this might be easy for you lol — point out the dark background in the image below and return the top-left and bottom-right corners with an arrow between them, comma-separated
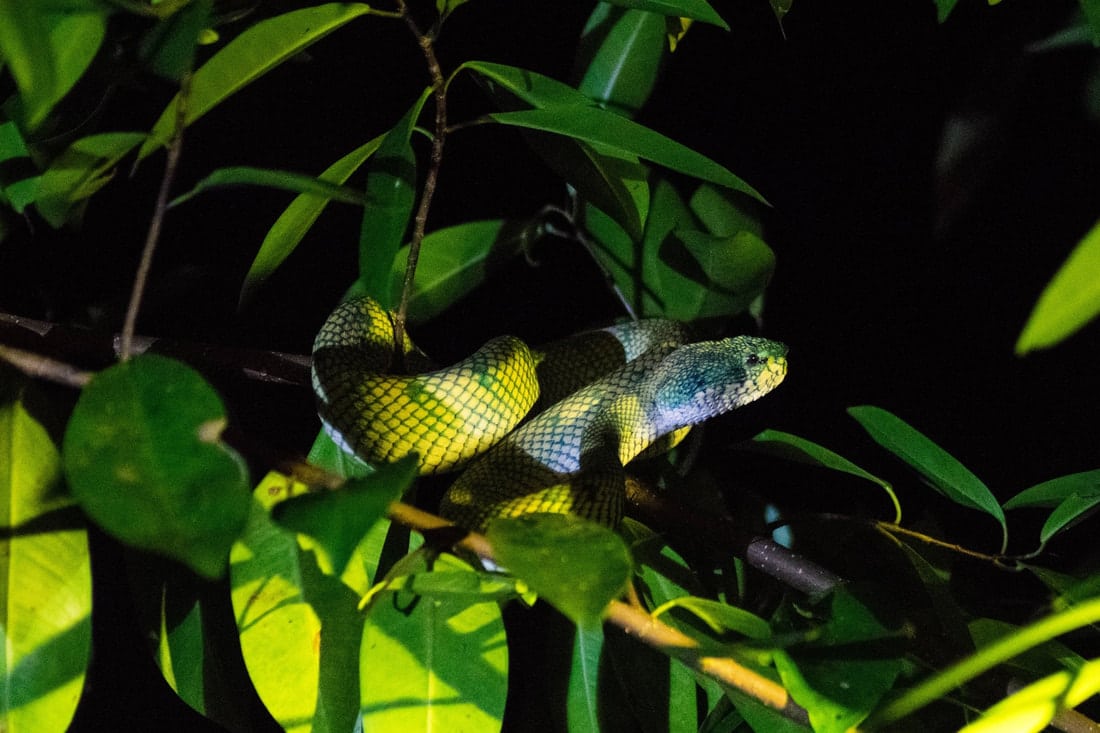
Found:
2,0 -> 1099,727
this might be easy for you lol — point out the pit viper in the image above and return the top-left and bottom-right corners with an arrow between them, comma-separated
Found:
312,296 -> 788,532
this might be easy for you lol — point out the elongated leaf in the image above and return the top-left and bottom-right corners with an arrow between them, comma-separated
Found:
35,132 -> 146,227
272,455 -> 417,576
230,473 -> 364,733
1,398 -> 91,733
751,429 -> 901,523
140,3 -> 373,158
242,136 -> 385,304
1004,470 -> 1100,509
689,182 -> 763,238
0,1 -> 106,128
62,354 -> 251,578
935,0 -> 959,22
567,625 -> 604,732
1079,0 -> 1100,45
488,514 -> 632,628
576,5 -> 667,117
1017,217 -> 1100,354
170,165 -> 369,209
659,229 -> 775,318
848,405 -> 1007,552
601,0 -> 728,28
460,60 -> 596,108
389,219 -> 528,322
1037,494 -> 1100,546
488,106 -> 766,202
360,88 -> 430,307
960,657 -> 1100,733
360,552 -> 507,730
652,597 -> 771,640
139,0 -> 210,81
0,121 -> 39,212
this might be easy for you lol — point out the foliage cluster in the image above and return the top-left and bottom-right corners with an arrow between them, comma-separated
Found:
2,1 -> 1100,732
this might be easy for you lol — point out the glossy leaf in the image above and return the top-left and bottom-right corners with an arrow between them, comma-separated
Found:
230,472 -> 364,733
773,588 -> 904,733
960,657 -> 1100,733
1,398 -> 91,733
1016,217 -> 1100,354
1004,470 -> 1100,545
140,3 -> 373,158
576,5 -> 667,117
567,624 -> 604,732
360,552 -> 507,730
751,429 -> 901,523
35,132 -> 146,227
389,219 -> 528,322
600,0 -> 728,28
272,455 -> 417,576
488,513 -> 632,628
62,354 -> 251,578
465,60 -> 650,240
359,88 -> 430,307
848,405 -> 1007,552
652,597 -> 771,640
0,0 -> 106,128
170,165 -> 369,209
488,106 -> 766,202
242,136 -> 385,304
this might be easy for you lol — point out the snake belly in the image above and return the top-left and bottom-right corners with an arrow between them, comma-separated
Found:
312,296 -> 788,531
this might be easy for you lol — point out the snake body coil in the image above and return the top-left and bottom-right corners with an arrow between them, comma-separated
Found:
312,296 -> 788,531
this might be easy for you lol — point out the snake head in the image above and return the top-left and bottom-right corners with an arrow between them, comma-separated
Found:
649,336 -> 788,432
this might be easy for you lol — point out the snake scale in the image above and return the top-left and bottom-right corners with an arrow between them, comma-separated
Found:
312,296 -> 788,532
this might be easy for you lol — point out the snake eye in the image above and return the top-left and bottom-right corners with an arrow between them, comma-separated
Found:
746,353 -> 761,366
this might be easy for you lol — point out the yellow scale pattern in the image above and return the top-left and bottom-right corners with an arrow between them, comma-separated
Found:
312,296 -> 788,531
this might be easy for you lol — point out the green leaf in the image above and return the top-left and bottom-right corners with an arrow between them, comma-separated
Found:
1016,217 -> 1100,354
34,132 -> 146,227
935,0 -> 959,23
1080,0 -> 1100,45
622,519 -> 704,609
488,513 -> 632,628
848,405 -> 1007,553
652,597 -> 771,640
464,60 -> 650,240
272,456 -> 417,576
1004,470 -> 1100,545
139,0 -> 211,80
488,106 -> 766,203
230,473 -> 364,732
156,588 -> 206,713
0,0 -> 106,129
139,3 -> 373,158
360,552 -> 507,730
1,397 -> 91,733
389,219 -> 528,322
576,5 -> 667,117
600,0 -> 728,28
773,588 -> 904,733
567,624 -> 604,732
960,657 -> 1100,733
750,429 -> 901,523
62,354 -> 251,578
359,88 -> 431,307
689,182 -> 764,238
170,165 -> 370,209
659,229 -> 775,317
0,120 -> 39,213
241,136 -> 385,304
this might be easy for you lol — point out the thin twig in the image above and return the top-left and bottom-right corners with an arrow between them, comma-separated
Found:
392,0 -> 448,353
0,345 -> 92,388
120,71 -> 191,361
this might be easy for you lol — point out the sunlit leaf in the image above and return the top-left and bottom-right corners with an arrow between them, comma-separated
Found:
0,0 -> 106,128
960,657 -> 1100,733
489,106 -> 766,203
1,397 -> 91,733
360,88 -> 430,307
848,405 -> 1007,552
389,219 -> 528,322
35,132 -> 146,227
169,165 -> 369,209
488,513 -> 632,628
230,472 -> 364,733
272,455 -> 417,576
652,596 -> 771,640
1016,217 -> 1100,354
62,354 -> 250,578
360,551 -> 507,730
241,135 -> 384,304
750,429 -> 901,523
140,3 -> 373,158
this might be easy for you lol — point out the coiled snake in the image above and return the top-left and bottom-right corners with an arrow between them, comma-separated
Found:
312,297 -> 788,532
